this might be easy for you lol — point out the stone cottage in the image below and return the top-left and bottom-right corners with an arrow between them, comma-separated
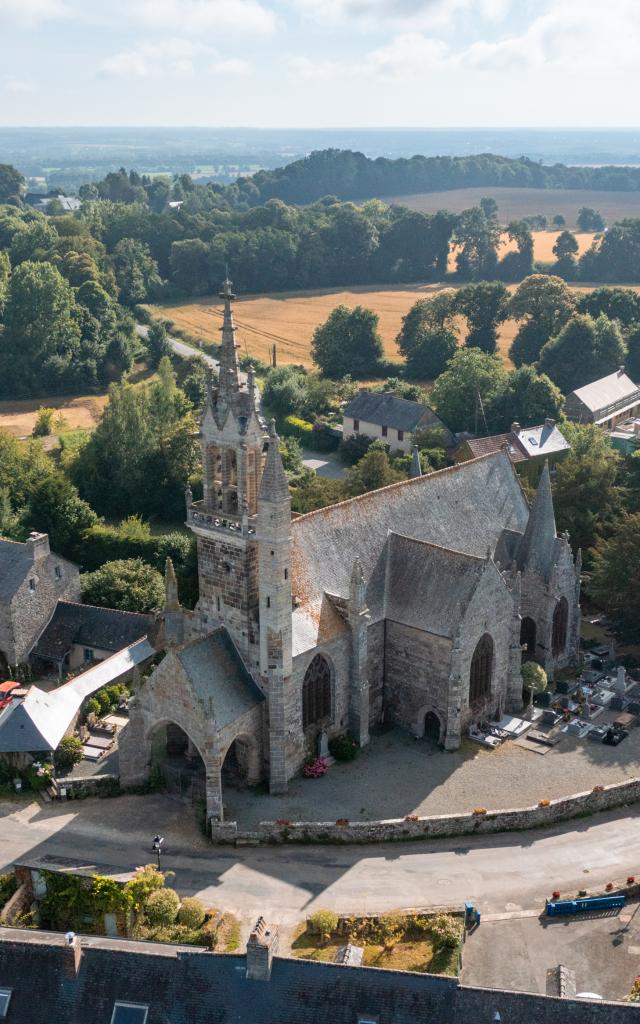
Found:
0,533 -> 80,676
119,279 -> 581,821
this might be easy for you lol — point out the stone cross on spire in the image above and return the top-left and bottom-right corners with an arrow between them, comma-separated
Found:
218,276 -> 240,403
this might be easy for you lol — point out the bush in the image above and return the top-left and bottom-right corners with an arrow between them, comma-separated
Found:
429,913 -> 462,950
309,909 -> 339,937
177,896 -> 206,929
94,688 -> 113,714
54,735 -> 83,771
328,734 -> 360,762
338,433 -> 373,465
33,407 -> 56,437
84,697 -> 100,718
144,887 -> 180,926
283,415 -> 314,443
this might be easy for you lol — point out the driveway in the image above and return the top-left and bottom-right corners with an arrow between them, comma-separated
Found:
301,448 -> 346,479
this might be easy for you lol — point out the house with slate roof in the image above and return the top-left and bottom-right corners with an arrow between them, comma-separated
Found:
565,367 -> 640,429
0,924 -> 634,1024
457,418 -> 571,483
343,389 -> 454,452
119,280 -> 581,823
0,533 -> 80,677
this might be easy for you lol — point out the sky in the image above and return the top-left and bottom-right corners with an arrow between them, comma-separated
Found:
0,0 -> 638,127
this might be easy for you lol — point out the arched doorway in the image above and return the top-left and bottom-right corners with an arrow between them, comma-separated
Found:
520,617 -> 537,662
0,651 -> 8,682
423,711 -> 441,746
469,634 -> 494,706
150,721 -> 206,804
552,597 -> 568,656
221,735 -> 258,789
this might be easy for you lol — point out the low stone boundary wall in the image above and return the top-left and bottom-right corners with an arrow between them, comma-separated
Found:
210,775 -> 640,845
54,773 -> 117,798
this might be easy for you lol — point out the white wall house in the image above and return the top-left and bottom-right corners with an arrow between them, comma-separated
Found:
342,391 -> 454,454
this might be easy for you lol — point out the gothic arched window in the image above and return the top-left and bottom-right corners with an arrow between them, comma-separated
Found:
552,597 -> 568,656
302,654 -> 331,729
470,634 -> 494,704
520,617 -> 537,662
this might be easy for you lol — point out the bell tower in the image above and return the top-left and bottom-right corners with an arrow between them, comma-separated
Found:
186,278 -> 266,661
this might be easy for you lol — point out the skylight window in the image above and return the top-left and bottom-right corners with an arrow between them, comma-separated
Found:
110,1003 -> 149,1024
528,437 -> 538,445
0,990 -> 12,1019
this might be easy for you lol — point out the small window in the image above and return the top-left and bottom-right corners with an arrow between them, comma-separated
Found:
111,1004 -> 149,1024
398,429 -> 404,442
55,565 -> 62,580
83,648 -> 93,663
266,596 -> 271,608
381,425 -> 388,437
353,418 -> 359,431
28,578 -> 36,592
0,989 -> 11,1019
284,568 -> 288,580
216,596 -> 221,612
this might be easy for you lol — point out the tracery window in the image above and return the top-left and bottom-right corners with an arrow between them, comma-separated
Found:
552,597 -> 568,656
302,654 -> 331,729
469,634 -> 494,703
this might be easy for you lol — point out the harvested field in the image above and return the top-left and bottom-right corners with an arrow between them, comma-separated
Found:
0,394 -> 107,438
447,230 -> 593,272
384,186 -> 640,228
152,277 -> 640,374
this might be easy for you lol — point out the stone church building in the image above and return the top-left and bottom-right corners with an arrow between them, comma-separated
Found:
120,280 -> 581,821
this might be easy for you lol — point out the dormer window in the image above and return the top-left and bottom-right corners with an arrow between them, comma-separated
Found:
0,989 -> 12,1019
110,1003 -> 149,1024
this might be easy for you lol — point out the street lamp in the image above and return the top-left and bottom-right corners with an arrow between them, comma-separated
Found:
152,834 -> 165,869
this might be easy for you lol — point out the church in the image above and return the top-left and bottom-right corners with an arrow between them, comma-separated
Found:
119,280 -> 582,821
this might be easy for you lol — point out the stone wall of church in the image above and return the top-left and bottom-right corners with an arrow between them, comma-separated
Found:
196,533 -> 259,654
383,622 -> 452,736
289,635 -> 352,769
2,555 -> 79,666
366,618 -> 385,726
520,539 -> 580,677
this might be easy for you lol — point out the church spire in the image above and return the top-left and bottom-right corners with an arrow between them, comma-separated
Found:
217,277 -> 240,403
259,420 -> 289,504
410,445 -> 422,479
518,460 -> 557,577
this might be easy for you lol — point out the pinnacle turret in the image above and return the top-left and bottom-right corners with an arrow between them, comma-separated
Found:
164,557 -> 180,611
518,460 -> 557,577
259,420 -> 290,505
410,445 -> 422,478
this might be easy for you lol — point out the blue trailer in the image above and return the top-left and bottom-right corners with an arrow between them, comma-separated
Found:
546,894 -> 625,916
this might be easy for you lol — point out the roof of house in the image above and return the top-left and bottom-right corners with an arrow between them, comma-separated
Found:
33,601 -> 152,661
343,391 -> 441,433
291,452 -> 529,652
0,638 -> 155,752
176,627 -> 264,727
0,538 -> 76,603
464,422 -> 570,464
569,369 -> 640,418
0,927 -> 633,1024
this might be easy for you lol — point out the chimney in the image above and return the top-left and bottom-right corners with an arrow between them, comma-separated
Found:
619,365 -> 625,375
544,417 -> 555,429
510,422 -> 521,435
62,932 -> 82,977
246,916 -> 279,981
26,532 -> 50,561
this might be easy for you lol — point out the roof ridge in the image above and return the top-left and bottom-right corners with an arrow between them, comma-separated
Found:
388,531 -> 486,563
58,600 -> 151,619
292,450 -> 511,527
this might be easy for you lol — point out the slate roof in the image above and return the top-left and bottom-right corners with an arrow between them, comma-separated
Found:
0,538 -> 75,603
177,628 -> 264,727
464,422 -> 570,464
0,638 -> 155,753
292,450 -> 527,609
33,601 -> 152,661
569,368 -> 639,417
344,391 -> 440,433
0,928 -> 634,1024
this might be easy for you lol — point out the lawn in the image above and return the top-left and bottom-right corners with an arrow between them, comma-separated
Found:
383,186 -> 640,229
291,923 -> 460,976
150,273 -> 640,374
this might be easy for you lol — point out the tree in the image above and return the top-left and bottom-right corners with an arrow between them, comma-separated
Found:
626,326 -> 640,382
146,321 -> 171,368
112,238 -> 163,306
0,164 -> 25,202
590,513 -> 640,643
33,407 -> 56,437
144,887 -> 180,926
552,214 -> 566,228
486,365 -> 564,433
552,422 -> 624,554
262,365 -> 308,419
311,305 -> 383,378
538,313 -> 626,393
499,220 -> 534,280
455,281 -> 509,354
20,474 -> 97,558
81,558 -> 165,612
430,348 -> 507,433
508,275 -> 575,366
169,239 -> 210,295
345,443 -> 404,496
577,207 -> 605,232
54,735 -> 83,771
521,661 -> 548,714
9,218 -> 58,265
405,328 -> 458,381
0,250 -> 9,317
453,206 -> 500,280
396,292 -> 457,357
576,287 -> 640,328
479,197 -> 498,220
553,231 -> 579,260
177,897 -> 205,929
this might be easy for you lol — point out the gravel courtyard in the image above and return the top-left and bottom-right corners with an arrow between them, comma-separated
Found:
223,724 -> 640,827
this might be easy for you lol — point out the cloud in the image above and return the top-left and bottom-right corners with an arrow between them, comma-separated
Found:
122,0 -> 275,35
289,0 -> 510,30
3,77 -> 36,93
0,0 -> 68,28
209,58 -> 251,75
100,39 -> 210,78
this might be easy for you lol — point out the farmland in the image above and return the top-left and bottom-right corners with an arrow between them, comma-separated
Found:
151,255 -> 625,373
383,186 -> 640,229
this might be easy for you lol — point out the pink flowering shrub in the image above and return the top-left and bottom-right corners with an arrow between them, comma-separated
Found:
303,757 -> 328,779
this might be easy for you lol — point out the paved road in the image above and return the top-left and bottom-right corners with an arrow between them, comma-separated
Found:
135,323 -> 247,381
1,795 -> 640,931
